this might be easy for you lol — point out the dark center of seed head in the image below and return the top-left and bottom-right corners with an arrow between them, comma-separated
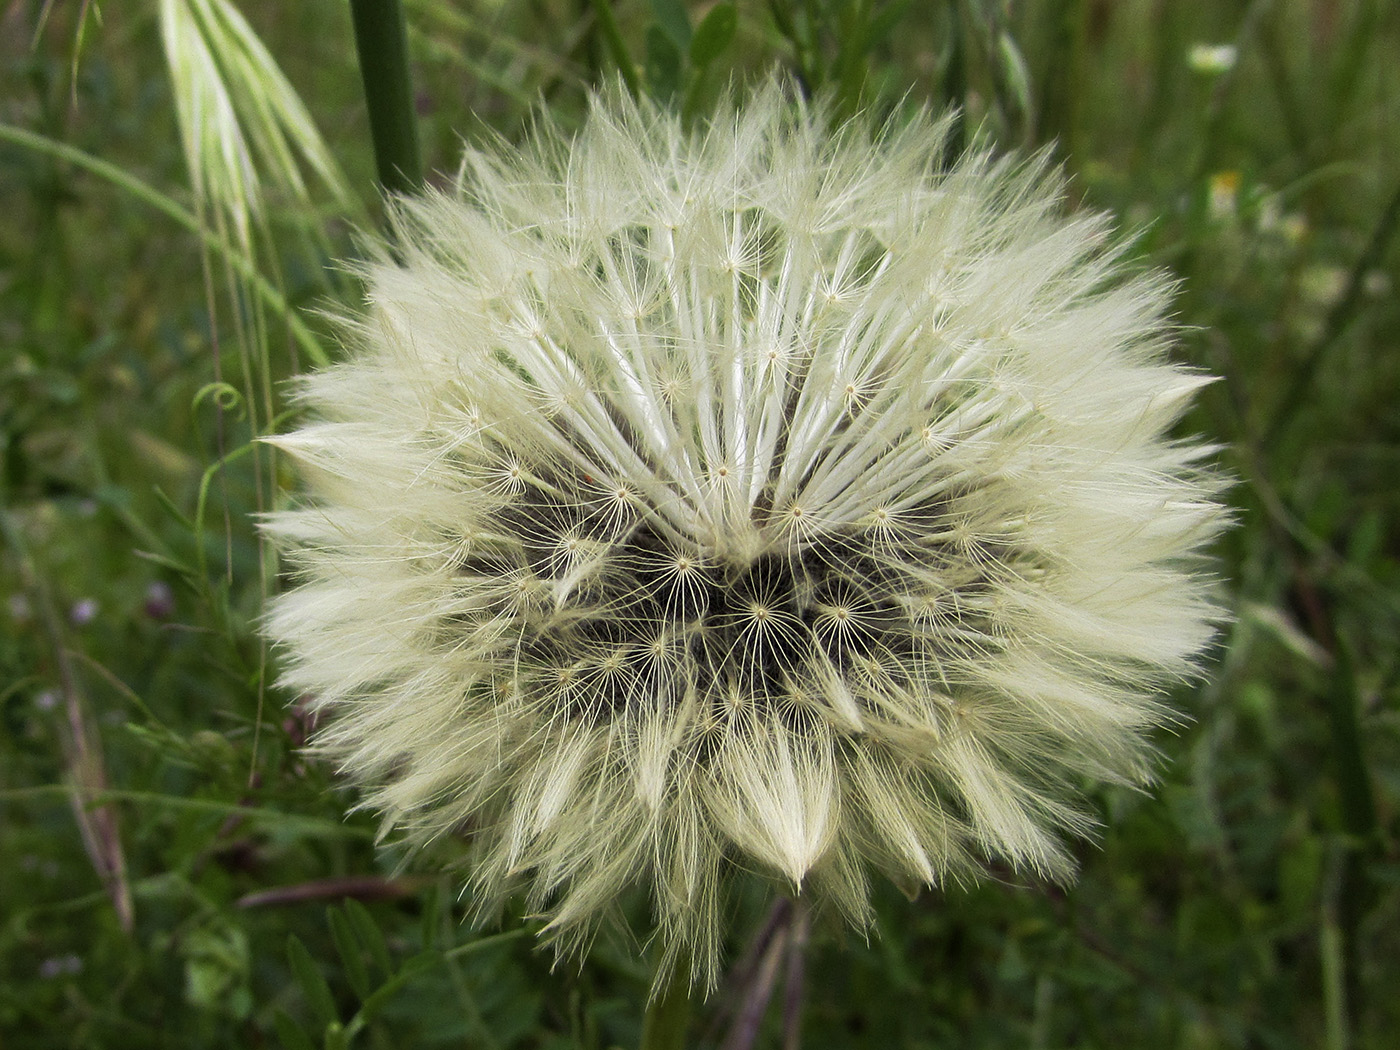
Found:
467,476 -> 947,719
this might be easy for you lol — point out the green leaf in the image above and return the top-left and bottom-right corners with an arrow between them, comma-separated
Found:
328,907 -> 370,1000
645,25 -> 683,102
688,3 -> 736,67
996,31 -> 1035,121
419,882 -> 442,951
589,0 -> 641,97
152,485 -> 195,529
286,935 -> 338,1031
344,899 -> 393,978
272,1009 -> 316,1050
648,0 -> 692,50
353,952 -> 440,1027
1346,509 -> 1383,565
865,0 -> 916,47
132,548 -> 196,580
353,973 -> 407,1027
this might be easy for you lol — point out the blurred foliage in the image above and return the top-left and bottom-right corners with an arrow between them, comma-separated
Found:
1,0 -> 1398,1047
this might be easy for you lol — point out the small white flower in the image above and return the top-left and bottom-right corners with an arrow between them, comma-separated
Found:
1188,43 -> 1238,75
266,78 -> 1226,987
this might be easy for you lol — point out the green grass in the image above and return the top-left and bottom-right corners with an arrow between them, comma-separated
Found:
2,1 -> 1398,1047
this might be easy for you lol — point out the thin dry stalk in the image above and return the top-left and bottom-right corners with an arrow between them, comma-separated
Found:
704,897 -> 792,1042
781,898 -> 811,1050
236,875 -> 432,908
57,655 -> 134,933
720,916 -> 790,1050
2,512 -> 133,932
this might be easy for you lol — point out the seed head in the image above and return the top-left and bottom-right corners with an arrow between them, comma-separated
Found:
265,79 -> 1226,987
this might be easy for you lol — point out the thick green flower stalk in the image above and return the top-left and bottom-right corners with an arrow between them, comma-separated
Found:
265,79 -> 1225,989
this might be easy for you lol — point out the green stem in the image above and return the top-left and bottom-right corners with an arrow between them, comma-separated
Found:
589,0 -> 642,97
349,0 -> 423,196
1327,644 -> 1379,848
1325,641 -> 1379,1041
941,0 -> 967,161
1264,176 -> 1400,447
1038,0 -> 1085,156
639,960 -> 693,1050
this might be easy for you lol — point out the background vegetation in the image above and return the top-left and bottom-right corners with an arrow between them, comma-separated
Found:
2,1 -> 1397,1047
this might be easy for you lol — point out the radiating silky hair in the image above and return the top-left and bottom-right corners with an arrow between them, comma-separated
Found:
265,77 -> 1227,989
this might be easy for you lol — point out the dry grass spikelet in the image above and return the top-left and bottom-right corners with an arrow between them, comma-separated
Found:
264,77 -> 1228,989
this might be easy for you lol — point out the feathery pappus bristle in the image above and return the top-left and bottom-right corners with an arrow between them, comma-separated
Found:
263,77 -> 1227,990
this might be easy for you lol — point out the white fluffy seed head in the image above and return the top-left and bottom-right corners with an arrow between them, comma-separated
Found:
264,77 -> 1227,989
